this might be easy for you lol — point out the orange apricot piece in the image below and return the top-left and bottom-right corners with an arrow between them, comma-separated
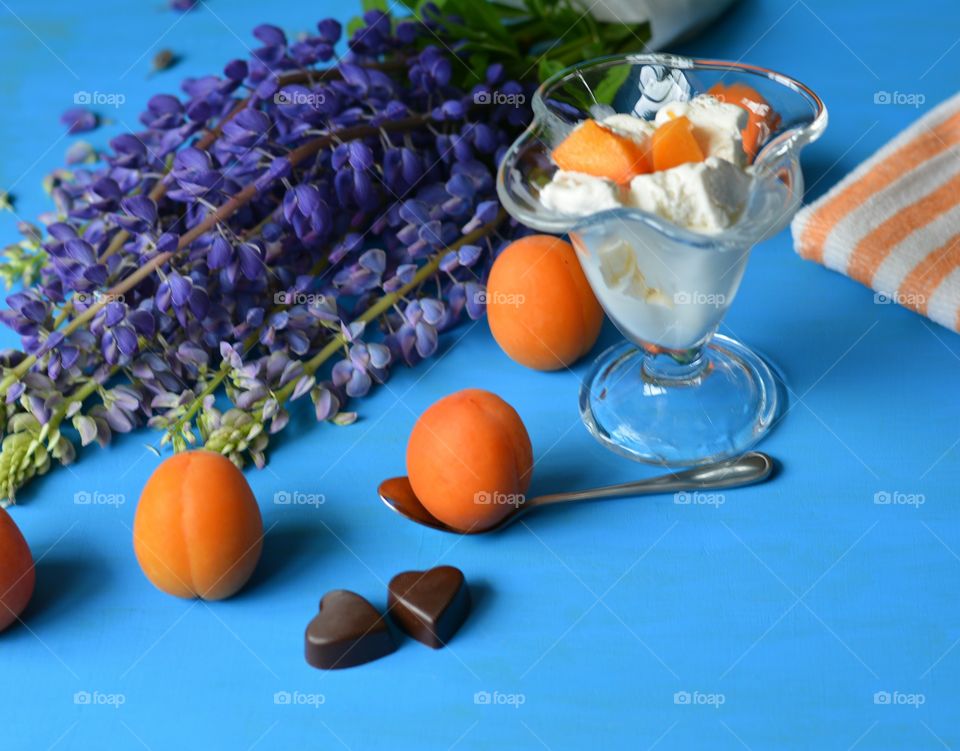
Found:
0,507 -> 34,632
406,389 -> 533,533
708,82 -> 781,160
651,116 -> 705,172
133,451 -> 263,600
486,235 -> 604,371
552,120 -> 651,183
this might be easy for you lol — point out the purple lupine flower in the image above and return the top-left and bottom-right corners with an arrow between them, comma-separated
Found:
61,107 -> 98,134
0,12 -> 528,501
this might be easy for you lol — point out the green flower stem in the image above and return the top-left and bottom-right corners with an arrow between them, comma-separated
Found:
51,376 -> 102,431
0,113 -> 431,398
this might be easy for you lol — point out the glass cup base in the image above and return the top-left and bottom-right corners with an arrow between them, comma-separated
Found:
578,335 -> 779,467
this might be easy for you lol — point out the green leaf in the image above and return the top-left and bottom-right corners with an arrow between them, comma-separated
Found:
361,0 -> 389,10
538,58 -> 565,82
594,65 -> 632,105
346,16 -> 365,37
468,52 -> 491,78
455,0 -> 515,44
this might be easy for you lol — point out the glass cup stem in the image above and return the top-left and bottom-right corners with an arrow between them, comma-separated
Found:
640,343 -> 711,386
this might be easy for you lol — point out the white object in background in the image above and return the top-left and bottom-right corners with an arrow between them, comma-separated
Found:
493,0 -> 738,50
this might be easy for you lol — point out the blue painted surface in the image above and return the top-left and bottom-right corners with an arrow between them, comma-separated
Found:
1,0 -> 959,748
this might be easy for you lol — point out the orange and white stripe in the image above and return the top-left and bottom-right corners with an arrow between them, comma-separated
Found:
792,94 -> 960,332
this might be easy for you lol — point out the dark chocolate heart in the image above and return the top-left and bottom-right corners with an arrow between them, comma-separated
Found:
387,565 -> 471,649
305,590 -> 396,669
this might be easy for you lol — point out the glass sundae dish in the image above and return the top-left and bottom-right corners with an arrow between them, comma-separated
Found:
497,54 -> 827,466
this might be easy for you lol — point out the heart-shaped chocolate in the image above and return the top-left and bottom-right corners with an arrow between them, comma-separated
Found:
387,565 -> 470,649
305,590 -> 396,669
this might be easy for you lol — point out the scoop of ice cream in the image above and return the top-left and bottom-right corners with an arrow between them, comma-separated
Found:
540,170 -> 621,216
597,239 -> 641,290
595,239 -> 672,305
601,114 -> 656,144
627,156 -> 752,233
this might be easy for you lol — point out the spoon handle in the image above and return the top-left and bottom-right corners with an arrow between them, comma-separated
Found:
527,452 -> 773,509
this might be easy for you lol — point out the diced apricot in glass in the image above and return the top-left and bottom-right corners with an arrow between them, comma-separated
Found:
651,116 -> 705,172
708,82 -> 781,160
487,235 -> 603,371
551,120 -> 651,183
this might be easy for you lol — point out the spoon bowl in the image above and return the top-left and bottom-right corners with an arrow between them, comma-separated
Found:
378,452 -> 774,534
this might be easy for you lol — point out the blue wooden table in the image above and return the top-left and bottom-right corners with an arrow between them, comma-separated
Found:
1,0 -> 959,748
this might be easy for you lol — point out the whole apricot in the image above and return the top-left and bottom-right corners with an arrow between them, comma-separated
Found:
134,451 -> 263,600
486,235 -> 604,371
406,389 -> 533,532
0,507 -> 34,632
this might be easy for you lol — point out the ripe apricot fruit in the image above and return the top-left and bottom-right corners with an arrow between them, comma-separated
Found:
708,82 -> 780,160
552,120 -> 651,183
0,507 -> 34,632
406,389 -> 533,532
486,235 -> 604,371
651,115 -> 705,171
134,451 -> 263,600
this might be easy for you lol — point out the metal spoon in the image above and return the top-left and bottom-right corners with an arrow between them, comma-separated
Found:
378,451 -> 774,534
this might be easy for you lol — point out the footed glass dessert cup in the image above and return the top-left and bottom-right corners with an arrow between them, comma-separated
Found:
497,54 -> 827,466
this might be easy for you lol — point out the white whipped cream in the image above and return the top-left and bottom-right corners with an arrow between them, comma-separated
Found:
654,97 -> 748,167
539,170 -> 621,217
628,156 -> 752,234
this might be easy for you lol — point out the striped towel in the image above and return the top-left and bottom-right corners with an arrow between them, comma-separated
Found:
791,93 -> 960,333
